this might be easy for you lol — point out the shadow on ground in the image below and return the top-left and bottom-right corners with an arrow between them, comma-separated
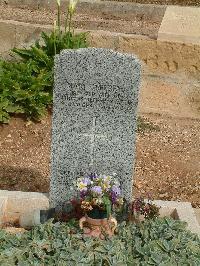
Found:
0,165 -> 49,192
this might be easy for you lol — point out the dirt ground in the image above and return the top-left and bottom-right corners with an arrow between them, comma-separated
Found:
0,112 -> 199,208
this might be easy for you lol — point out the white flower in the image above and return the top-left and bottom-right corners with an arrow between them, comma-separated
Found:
68,0 -> 78,14
113,179 -> 120,186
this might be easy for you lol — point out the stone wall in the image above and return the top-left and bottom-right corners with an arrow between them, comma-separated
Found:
1,19 -> 199,79
89,31 -> 200,78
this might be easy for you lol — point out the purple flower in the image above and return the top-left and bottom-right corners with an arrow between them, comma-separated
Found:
82,177 -> 91,185
111,192 -> 117,204
80,190 -> 87,199
88,173 -> 98,179
91,186 -> 102,195
112,185 -> 121,196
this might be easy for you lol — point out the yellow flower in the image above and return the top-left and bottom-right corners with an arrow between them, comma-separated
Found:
103,183 -> 110,190
78,182 -> 87,190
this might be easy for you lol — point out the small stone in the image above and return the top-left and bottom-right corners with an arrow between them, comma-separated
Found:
159,193 -> 169,199
19,209 -> 40,228
26,121 -> 32,127
5,139 -> 13,143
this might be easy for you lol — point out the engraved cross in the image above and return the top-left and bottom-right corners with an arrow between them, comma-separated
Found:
82,117 -> 107,166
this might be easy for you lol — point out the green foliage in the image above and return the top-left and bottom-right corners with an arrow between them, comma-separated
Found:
0,218 -> 199,265
0,30 -> 87,123
0,59 -> 53,123
0,1 -> 88,124
103,196 -> 112,218
13,31 -> 88,63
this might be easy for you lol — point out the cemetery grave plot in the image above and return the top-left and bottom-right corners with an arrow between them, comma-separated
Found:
0,0 -> 199,211
0,113 -> 199,208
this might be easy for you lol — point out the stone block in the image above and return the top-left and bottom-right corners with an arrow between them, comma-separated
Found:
176,206 -> 200,235
158,6 -> 200,45
154,200 -> 200,236
19,209 -> 41,228
0,20 -> 16,54
88,31 -> 119,50
118,35 -> 200,78
0,191 -> 49,223
6,194 -> 49,214
0,197 -> 7,225
194,208 -> 200,225
0,190 -> 49,224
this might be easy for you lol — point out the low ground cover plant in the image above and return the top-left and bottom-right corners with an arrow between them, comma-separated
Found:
0,0 -> 87,123
0,218 -> 199,265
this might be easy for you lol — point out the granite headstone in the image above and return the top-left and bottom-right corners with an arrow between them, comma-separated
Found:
50,48 -> 141,208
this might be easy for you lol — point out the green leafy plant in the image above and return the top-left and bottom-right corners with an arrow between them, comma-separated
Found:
12,31 -> 87,64
0,218 -> 199,265
12,0 -> 87,63
0,59 -> 52,123
0,0 -> 88,123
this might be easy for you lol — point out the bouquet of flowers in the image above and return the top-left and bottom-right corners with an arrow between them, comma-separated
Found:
77,173 -> 124,218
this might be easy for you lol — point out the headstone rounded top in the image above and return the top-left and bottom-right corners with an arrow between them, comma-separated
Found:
59,48 -> 140,61
55,48 -> 141,89
51,48 -> 141,208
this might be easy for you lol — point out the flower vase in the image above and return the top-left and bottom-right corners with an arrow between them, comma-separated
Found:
79,208 -> 117,239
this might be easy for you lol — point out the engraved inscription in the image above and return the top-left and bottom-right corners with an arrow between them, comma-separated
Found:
56,82 -> 134,111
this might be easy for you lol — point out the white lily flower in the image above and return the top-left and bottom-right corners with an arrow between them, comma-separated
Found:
56,0 -> 61,6
68,0 -> 78,14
